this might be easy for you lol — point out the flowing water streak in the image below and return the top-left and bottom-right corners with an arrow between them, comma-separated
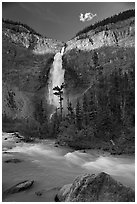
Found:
48,47 -> 65,108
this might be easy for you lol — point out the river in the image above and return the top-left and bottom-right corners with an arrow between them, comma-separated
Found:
2,133 -> 135,202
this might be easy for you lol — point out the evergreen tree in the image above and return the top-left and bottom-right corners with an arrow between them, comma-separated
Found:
53,83 -> 65,120
34,99 -> 48,137
108,70 -> 121,123
34,100 -> 45,125
88,90 -> 96,122
82,93 -> 88,126
76,99 -> 82,130
67,98 -> 75,123
119,71 -> 128,125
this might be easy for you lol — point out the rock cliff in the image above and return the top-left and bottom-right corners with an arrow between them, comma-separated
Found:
65,16 -> 134,53
3,20 -> 63,53
2,19 -> 64,133
63,11 -> 134,97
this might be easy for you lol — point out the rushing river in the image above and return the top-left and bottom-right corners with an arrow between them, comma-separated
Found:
2,134 -> 135,202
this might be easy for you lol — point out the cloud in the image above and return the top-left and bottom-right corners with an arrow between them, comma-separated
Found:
80,12 -> 97,22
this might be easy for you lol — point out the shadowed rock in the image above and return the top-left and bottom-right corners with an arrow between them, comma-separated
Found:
3,180 -> 34,198
55,172 -> 135,202
4,158 -> 23,163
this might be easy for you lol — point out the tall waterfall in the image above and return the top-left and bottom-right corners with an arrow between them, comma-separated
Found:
48,47 -> 65,108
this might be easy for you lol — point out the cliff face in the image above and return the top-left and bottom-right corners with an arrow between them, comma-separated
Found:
63,15 -> 135,98
3,21 -> 63,54
2,10 -> 135,137
65,17 -> 134,52
2,20 -> 64,132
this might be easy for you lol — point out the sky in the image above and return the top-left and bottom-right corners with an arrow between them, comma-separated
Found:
2,2 -> 135,42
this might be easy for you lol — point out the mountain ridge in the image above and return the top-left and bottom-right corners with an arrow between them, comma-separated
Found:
3,9 -> 135,44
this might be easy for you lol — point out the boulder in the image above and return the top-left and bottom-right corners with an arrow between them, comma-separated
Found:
55,184 -> 72,202
3,180 -> 34,196
56,172 -> 135,202
4,158 -> 23,163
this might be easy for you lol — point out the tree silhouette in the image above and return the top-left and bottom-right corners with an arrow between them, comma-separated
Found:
82,93 -> 88,126
76,99 -> 82,130
67,98 -> 75,123
53,83 -> 65,120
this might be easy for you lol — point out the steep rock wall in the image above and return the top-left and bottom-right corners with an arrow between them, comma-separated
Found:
65,17 -> 135,52
3,21 -> 64,54
63,17 -> 135,99
2,21 -> 63,132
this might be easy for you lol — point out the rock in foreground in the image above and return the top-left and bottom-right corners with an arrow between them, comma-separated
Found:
56,172 -> 135,202
3,180 -> 34,197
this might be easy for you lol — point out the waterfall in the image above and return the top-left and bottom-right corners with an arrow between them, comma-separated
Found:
48,47 -> 65,108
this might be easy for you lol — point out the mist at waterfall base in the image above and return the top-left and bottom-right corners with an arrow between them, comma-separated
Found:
48,47 -> 65,111
2,133 -> 135,202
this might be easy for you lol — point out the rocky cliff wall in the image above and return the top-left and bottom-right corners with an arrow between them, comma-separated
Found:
3,21 -> 64,54
2,21 -> 63,130
65,17 -> 134,53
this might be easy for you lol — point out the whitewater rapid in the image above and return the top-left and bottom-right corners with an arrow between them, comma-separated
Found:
5,139 -> 135,189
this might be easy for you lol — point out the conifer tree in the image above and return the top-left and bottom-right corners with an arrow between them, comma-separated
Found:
35,100 -> 45,125
88,90 -> 96,123
67,99 -> 75,123
53,83 -> 65,120
76,99 -> 82,130
82,93 -> 88,126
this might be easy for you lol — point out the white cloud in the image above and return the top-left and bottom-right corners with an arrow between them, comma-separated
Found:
80,12 -> 97,22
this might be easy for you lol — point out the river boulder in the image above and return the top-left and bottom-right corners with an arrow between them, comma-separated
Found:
55,172 -> 135,202
3,180 -> 34,196
4,158 -> 23,163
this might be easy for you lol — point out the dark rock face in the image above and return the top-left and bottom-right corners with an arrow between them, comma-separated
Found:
56,172 -> 135,202
3,180 -> 34,197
